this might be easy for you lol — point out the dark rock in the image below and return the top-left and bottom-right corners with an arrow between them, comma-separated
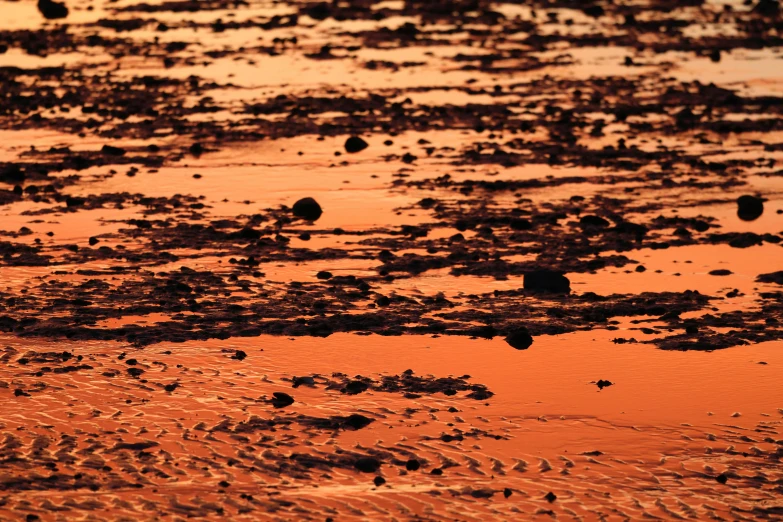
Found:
343,380 -> 369,395
373,476 -> 386,486
405,459 -> 420,471
635,265 -> 647,273
757,271 -> 783,284
316,271 -> 333,280
345,136 -> 369,153
430,468 -> 443,475
579,215 -> 610,228
737,195 -> 764,221
503,488 -> 512,498
709,269 -> 732,276
596,379 -> 613,390
470,488 -> 495,499
232,350 -> 247,361
270,392 -> 295,408
292,197 -> 323,221
716,473 -> 728,484
524,270 -> 570,294
343,414 -> 373,430
753,0 -> 780,16
505,327 -> 533,350
292,376 -> 316,388
101,145 -> 126,156
37,0 -> 68,19
354,457 -> 381,473
164,383 -> 179,392
545,491 -> 557,502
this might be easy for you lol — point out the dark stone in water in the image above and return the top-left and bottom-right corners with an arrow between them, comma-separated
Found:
505,327 -> 533,350
709,269 -> 732,276
101,144 -> 126,156
716,473 -> 728,484
579,215 -> 610,228
343,414 -> 373,430
270,392 -> 294,408
757,271 -> 783,285
405,459 -> 420,471
232,350 -> 247,361
373,476 -> 385,486
38,0 -> 68,19
737,195 -> 764,221
545,491 -> 557,503
292,197 -> 323,221
345,136 -> 369,153
343,380 -> 369,395
524,270 -> 571,294
354,457 -> 381,473
596,379 -> 613,390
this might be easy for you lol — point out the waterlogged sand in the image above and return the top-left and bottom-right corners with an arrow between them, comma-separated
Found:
1,0 -> 783,520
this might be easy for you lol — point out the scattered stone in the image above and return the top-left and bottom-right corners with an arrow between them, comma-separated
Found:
596,379 -> 613,390
405,459 -> 420,471
355,457 -> 381,473
716,473 -> 728,484
505,327 -> 533,350
37,0 -> 68,19
373,476 -> 386,486
292,197 -> 323,221
709,269 -> 733,276
737,195 -> 764,221
524,271 -> 571,294
345,136 -> 369,153
545,491 -> 557,503
270,392 -> 295,408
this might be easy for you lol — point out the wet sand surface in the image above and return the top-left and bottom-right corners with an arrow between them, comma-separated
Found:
1,0 -> 783,520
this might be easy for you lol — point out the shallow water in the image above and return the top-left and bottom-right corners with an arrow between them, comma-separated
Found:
1,0 -> 783,520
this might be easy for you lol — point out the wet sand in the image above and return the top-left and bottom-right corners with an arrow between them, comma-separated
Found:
1,0 -> 782,520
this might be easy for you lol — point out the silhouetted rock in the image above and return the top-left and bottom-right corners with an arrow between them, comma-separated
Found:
545,491 -> 557,502
354,457 -> 381,473
345,136 -> 368,153
373,476 -> 385,486
316,271 -> 333,280
757,271 -> 783,284
737,195 -> 764,221
232,350 -> 247,361
753,0 -> 780,16
292,197 -> 323,221
709,269 -> 732,276
503,488 -> 512,498
38,0 -> 68,20
270,392 -> 294,408
524,270 -> 571,294
579,215 -> 610,228
596,379 -> 613,389
505,327 -> 533,350
343,380 -> 369,395
343,414 -> 373,430
405,459 -> 420,471
716,473 -> 728,484
101,145 -> 126,156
